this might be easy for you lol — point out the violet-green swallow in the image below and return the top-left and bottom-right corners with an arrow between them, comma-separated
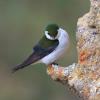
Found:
12,24 -> 69,73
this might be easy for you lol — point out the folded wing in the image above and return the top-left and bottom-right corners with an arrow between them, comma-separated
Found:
12,41 -> 59,73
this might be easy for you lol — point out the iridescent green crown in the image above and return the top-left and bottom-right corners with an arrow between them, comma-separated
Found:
45,24 -> 59,37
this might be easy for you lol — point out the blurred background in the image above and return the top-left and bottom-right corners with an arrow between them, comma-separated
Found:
0,0 -> 89,100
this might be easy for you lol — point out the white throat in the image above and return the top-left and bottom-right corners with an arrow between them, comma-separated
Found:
57,28 -> 69,42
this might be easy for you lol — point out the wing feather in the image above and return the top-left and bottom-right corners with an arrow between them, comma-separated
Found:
12,41 -> 59,73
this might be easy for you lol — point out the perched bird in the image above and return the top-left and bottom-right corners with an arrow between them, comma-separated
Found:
12,24 -> 69,73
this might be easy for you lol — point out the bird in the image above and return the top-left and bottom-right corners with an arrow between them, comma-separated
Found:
12,24 -> 69,73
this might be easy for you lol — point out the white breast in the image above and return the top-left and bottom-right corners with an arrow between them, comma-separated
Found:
41,28 -> 69,65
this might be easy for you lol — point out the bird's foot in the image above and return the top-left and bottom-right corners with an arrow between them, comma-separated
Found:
47,63 -> 58,75
52,62 -> 58,66
47,65 -> 53,75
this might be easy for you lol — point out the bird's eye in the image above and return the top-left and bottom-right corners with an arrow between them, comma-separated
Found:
48,33 -> 53,37
48,33 -> 50,35
45,31 -> 56,40
48,33 -> 54,37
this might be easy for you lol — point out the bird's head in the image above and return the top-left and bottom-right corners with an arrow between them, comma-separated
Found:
45,24 -> 60,40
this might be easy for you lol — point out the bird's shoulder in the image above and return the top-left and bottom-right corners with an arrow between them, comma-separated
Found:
33,36 -> 59,53
38,35 -> 59,48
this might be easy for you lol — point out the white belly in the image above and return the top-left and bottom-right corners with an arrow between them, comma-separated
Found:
41,28 -> 69,65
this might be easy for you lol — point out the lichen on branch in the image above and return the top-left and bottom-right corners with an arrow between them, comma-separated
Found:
47,0 -> 100,100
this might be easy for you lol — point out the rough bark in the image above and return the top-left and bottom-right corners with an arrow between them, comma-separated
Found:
47,0 -> 100,100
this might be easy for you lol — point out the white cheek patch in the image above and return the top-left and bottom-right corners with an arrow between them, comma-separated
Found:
45,29 -> 60,40
45,31 -> 55,40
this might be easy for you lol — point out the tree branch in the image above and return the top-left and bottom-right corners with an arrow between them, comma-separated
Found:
47,0 -> 100,100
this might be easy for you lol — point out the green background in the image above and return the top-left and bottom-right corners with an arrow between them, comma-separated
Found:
0,0 -> 89,100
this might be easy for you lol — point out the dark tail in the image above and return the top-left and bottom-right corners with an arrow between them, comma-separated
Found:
12,53 -> 38,73
12,62 -> 31,73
